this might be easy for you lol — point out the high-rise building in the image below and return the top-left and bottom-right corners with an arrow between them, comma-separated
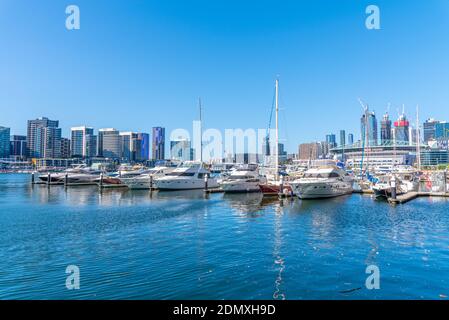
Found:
120,132 -> 141,162
0,126 -> 11,158
348,133 -> 354,145
10,135 -> 27,158
262,136 -> 270,156
98,128 -> 121,159
35,126 -> 62,158
361,111 -> 378,146
61,138 -> 71,158
435,122 -> 449,141
170,138 -> 194,161
325,134 -> 337,148
152,127 -> 165,160
27,117 -> 59,158
137,133 -> 150,161
71,126 -> 97,158
339,130 -> 346,147
423,118 -> 439,143
380,112 -> 392,144
394,113 -> 410,143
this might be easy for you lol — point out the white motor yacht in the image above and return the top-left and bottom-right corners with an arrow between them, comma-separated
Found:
290,166 -> 354,199
120,166 -> 174,189
220,164 -> 266,193
153,162 -> 218,190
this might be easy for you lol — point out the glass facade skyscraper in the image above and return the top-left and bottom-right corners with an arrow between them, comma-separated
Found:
339,130 -> 346,147
325,134 -> 337,148
152,127 -> 165,160
0,126 -> 11,158
71,126 -> 96,158
138,133 -> 150,161
10,135 -> 27,158
27,117 -> 59,158
98,128 -> 121,159
394,113 -> 410,143
348,133 -> 354,145
35,126 -> 62,158
380,112 -> 392,144
435,122 -> 449,141
423,118 -> 439,143
170,138 -> 194,161
361,111 -> 378,146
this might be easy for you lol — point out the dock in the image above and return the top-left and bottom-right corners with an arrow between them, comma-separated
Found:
388,192 -> 449,204
205,188 -> 224,194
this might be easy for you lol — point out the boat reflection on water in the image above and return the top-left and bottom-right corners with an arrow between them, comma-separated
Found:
222,193 -> 294,214
155,189 -> 206,200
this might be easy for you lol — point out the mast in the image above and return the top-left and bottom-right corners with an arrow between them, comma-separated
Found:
275,78 -> 279,182
199,97 -> 203,163
416,105 -> 421,170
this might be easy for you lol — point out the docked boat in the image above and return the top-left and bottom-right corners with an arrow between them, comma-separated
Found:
372,172 -> 419,199
153,161 -> 218,190
259,180 -> 293,196
38,164 -> 99,183
290,166 -> 354,199
120,166 -> 175,189
220,164 -> 266,193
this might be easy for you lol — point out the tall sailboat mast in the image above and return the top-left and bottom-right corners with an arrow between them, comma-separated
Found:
199,97 -> 203,163
416,105 -> 421,170
275,78 -> 279,182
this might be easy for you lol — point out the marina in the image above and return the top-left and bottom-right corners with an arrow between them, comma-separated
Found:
1,173 -> 449,299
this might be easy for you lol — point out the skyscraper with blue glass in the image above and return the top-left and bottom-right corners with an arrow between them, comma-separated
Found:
361,111 -> 378,146
0,126 -> 11,158
152,127 -> 165,160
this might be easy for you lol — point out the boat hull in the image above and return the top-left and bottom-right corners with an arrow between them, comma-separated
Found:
291,181 -> 353,199
155,178 -> 219,190
221,181 -> 261,193
259,184 -> 293,196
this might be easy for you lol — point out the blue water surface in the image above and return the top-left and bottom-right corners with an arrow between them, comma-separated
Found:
0,174 -> 448,299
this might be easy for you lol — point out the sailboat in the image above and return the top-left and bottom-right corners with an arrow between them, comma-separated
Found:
259,78 -> 293,196
153,98 -> 218,190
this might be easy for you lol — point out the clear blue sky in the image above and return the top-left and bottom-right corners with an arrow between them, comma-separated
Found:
1,0 -> 449,152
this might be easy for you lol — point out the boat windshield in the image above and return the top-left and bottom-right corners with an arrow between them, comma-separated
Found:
165,172 -> 195,177
304,172 -> 340,178
229,175 -> 253,180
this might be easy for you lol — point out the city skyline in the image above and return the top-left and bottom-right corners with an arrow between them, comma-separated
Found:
2,1 -> 449,152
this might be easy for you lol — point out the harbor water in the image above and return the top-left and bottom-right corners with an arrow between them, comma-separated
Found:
0,174 -> 448,299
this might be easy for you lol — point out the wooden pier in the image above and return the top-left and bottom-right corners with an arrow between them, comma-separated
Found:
205,188 -> 224,194
388,192 -> 449,204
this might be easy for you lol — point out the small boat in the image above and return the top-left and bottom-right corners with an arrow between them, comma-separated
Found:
220,164 -> 266,193
290,166 -> 354,199
154,161 -> 218,190
259,182 -> 292,196
120,166 -> 175,189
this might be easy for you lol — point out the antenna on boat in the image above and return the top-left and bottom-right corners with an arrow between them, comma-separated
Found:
199,97 -> 203,163
416,104 -> 421,171
275,77 -> 279,182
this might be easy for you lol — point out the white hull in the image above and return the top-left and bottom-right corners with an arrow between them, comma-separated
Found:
291,181 -> 353,199
155,177 -> 219,190
125,180 -> 153,190
121,176 -> 154,189
221,181 -> 261,193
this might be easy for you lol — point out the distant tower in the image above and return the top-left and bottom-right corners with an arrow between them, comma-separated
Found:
423,118 -> 439,143
394,113 -> 410,143
262,136 -> 270,156
152,127 -> 165,160
339,130 -> 346,147
325,134 -> 337,148
361,110 -> 378,146
380,112 -> 392,144
348,133 -> 354,145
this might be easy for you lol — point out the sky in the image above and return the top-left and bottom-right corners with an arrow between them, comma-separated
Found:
1,0 -> 449,153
